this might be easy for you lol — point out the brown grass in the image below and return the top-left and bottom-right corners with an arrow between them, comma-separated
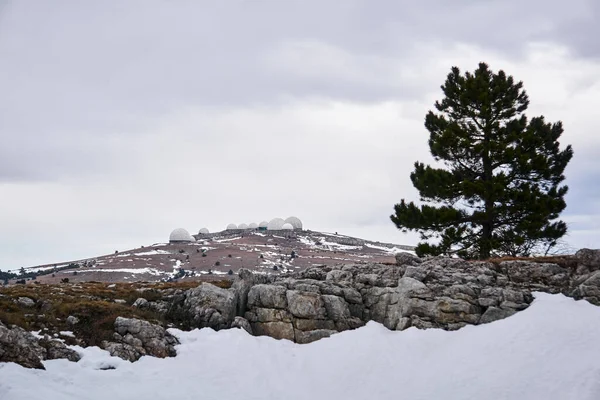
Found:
486,255 -> 578,270
0,279 -> 233,346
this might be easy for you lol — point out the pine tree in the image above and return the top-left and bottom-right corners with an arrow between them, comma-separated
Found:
391,63 -> 573,259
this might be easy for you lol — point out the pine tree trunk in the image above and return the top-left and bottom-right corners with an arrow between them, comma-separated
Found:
481,122 -> 493,259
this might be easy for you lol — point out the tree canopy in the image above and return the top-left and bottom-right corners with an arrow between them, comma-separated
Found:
391,63 -> 573,259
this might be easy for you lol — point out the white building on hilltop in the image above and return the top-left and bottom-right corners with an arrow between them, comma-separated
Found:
169,228 -> 194,243
284,216 -> 303,230
267,218 -> 285,230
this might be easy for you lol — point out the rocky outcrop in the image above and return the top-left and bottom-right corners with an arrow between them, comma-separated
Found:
576,248 -> 600,273
174,250 -> 600,342
4,248 -> 600,369
0,322 -> 47,369
17,297 -> 35,308
38,338 -> 82,362
182,283 -> 237,330
0,321 -> 80,369
102,317 -> 179,362
242,277 -> 364,343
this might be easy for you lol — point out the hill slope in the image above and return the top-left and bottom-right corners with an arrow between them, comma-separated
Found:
19,230 -> 415,283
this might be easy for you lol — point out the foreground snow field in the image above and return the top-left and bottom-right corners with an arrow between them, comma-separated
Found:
1,293 -> 600,400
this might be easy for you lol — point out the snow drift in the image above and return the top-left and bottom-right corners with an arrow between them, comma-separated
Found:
1,293 -> 599,400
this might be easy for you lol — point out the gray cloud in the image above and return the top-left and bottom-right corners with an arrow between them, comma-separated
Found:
0,0 -> 598,267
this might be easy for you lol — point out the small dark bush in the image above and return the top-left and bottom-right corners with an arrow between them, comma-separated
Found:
228,269 -> 233,275
228,254 -> 232,258
61,278 -> 70,283
202,253 -> 207,257
215,261 -> 221,266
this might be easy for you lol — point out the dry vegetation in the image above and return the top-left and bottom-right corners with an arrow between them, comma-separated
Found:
0,279 -> 232,346
486,255 -> 579,270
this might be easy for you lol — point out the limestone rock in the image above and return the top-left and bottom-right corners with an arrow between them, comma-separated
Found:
395,252 -> 422,266
232,268 -> 272,316
499,261 -> 569,290
479,307 -> 517,324
286,290 -> 326,319
132,298 -> 149,309
17,297 -> 35,308
231,316 -> 253,334
107,317 -> 179,361
183,283 -> 237,329
295,329 -> 337,344
322,295 -> 351,321
576,248 -> 600,272
251,321 -> 294,341
247,284 -> 288,309
38,338 -> 81,362
0,322 -> 46,369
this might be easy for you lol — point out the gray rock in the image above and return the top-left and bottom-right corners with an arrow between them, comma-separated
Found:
232,269 -> 272,316
108,317 -> 179,361
576,249 -> 600,272
294,319 -> 336,331
403,265 -> 431,282
322,295 -> 351,321
102,342 -> 140,362
295,329 -> 337,344
251,321 -> 295,341
39,338 -> 81,362
183,283 -> 237,329
499,261 -> 569,290
247,284 -> 288,309
286,290 -> 326,319
0,322 -> 46,369
395,252 -> 422,266
148,300 -> 170,314
479,307 -> 517,324
17,297 -> 35,308
231,316 -> 253,334
132,298 -> 149,309
66,315 -> 80,326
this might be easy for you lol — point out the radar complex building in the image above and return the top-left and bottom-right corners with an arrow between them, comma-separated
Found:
170,216 -> 304,242
169,228 -> 195,243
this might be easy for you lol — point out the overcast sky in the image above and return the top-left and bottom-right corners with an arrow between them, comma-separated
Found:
1,0 -> 599,268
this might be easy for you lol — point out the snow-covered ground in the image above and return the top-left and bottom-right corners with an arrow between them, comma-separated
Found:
1,293 -> 600,400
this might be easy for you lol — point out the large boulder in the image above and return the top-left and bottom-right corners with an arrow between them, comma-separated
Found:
571,270 -> 600,305
286,290 -> 326,319
183,283 -> 237,329
499,261 -> 570,291
17,297 -> 35,308
38,338 -> 81,362
395,252 -> 422,267
251,321 -> 295,341
247,284 -> 288,309
103,317 -> 179,362
0,322 -> 46,369
232,269 -> 272,316
231,316 -> 253,334
576,249 -> 600,272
